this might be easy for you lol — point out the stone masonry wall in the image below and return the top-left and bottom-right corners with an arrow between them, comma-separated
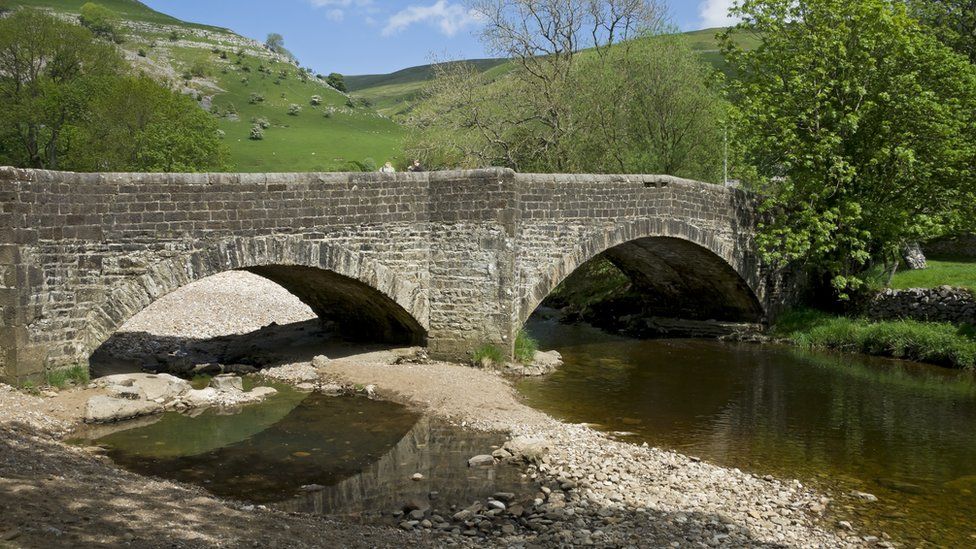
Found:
924,234 -> 976,259
1,167 -> 771,382
867,286 -> 976,325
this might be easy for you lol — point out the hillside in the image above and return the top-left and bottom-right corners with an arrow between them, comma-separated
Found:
9,0 -> 404,172
347,27 -> 754,118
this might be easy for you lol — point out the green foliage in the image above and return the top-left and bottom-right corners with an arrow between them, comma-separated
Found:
68,75 -> 226,171
45,365 -> 90,389
722,0 -> 976,300
891,260 -> 976,291
327,72 -> 347,93
249,124 -> 265,140
287,103 -> 301,116
472,344 -> 506,366
137,48 -> 146,57
168,29 -> 179,41
775,309 -> 976,369
0,9 -> 124,169
906,0 -> 976,63
408,36 -> 725,178
248,92 -> 265,104
79,2 -> 122,42
514,330 -> 539,365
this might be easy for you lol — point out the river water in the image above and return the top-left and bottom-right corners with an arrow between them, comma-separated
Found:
71,385 -> 534,523
518,317 -> 976,546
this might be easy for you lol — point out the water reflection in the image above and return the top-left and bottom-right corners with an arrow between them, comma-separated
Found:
73,389 -> 531,521
518,318 -> 976,546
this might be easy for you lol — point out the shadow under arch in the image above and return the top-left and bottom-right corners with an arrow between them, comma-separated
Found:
520,223 -> 765,328
81,235 -> 429,360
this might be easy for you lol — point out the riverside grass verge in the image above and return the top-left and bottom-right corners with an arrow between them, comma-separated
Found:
774,309 -> 976,370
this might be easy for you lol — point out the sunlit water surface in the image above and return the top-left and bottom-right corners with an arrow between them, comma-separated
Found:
519,318 -> 976,547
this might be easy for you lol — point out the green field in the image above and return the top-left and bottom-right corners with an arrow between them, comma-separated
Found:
11,0 -> 222,29
891,260 -> 976,291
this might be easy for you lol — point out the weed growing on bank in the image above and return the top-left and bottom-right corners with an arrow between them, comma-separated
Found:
45,365 -> 91,389
775,309 -> 976,369
514,330 -> 538,364
473,344 -> 506,366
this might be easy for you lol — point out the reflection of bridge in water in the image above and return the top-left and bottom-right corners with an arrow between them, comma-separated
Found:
280,416 -> 532,520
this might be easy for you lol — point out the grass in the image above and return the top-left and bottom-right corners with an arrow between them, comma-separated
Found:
472,344 -> 506,366
45,365 -> 91,388
11,0 -> 226,30
890,259 -> 976,291
774,309 -> 976,370
514,329 -> 539,365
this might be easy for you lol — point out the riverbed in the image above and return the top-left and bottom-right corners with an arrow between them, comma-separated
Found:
519,317 -> 976,547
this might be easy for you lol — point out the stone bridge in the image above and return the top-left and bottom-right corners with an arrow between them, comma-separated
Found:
0,167 -> 783,382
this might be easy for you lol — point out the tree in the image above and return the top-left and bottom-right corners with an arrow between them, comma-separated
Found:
408,0 -> 681,172
69,76 -> 226,172
721,0 -> 976,298
79,2 -> 123,42
265,32 -> 295,61
327,72 -> 347,92
0,9 -> 124,169
906,0 -> 976,63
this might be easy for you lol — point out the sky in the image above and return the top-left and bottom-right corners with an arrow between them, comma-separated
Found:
142,0 -> 739,76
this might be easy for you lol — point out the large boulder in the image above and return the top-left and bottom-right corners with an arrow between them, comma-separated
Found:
95,373 -> 191,404
503,436 -> 550,464
85,396 -> 162,423
209,374 -> 243,392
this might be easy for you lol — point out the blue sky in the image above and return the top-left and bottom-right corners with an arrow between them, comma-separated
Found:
142,1 -> 737,76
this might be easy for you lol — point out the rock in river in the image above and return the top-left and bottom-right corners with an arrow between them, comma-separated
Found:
85,396 -> 163,423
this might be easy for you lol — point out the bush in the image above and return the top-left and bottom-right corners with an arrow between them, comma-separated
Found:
253,117 -> 270,129
248,92 -> 264,104
168,30 -> 179,41
249,124 -> 264,140
79,2 -> 121,42
514,329 -> 538,365
137,48 -> 146,57
473,344 -> 506,367
219,51 -> 228,60
310,95 -> 322,106
189,60 -> 209,78
288,104 -> 301,116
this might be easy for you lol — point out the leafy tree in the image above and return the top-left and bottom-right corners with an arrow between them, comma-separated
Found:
69,76 -> 226,172
721,0 -> 976,298
327,72 -> 347,92
265,33 -> 296,61
79,2 -> 122,42
906,0 -> 976,63
0,9 -> 124,169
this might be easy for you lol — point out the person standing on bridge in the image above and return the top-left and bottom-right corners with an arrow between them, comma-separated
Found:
407,159 -> 425,172
379,161 -> 396,173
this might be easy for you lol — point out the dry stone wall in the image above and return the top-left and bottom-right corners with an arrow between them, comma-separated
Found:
1,167 -> 772,382
867,286 -> 976,325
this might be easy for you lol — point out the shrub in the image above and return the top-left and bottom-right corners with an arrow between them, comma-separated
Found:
253,117 -> 270,129
219,51 -> 228,60
514,329 -> 539,364
288,104 -> 301,116
189,60 -> 209,78
473,344 -> 506,367
137,48 -> 146,57
168,30 -> 179,41
310,95 -> 322,106
249,124 -> 264,140
248,92 -> 264,104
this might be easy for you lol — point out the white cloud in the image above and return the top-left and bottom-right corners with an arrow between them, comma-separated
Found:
308,0 -> 373,21
382,1 -> 482,37
699,0 -> 740,29
326,8 -> 344,21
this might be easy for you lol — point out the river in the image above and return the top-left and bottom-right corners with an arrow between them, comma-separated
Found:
518,317 -> 976,546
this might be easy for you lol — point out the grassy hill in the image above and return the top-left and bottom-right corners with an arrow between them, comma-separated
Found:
9,0 -> 404,172
347,27 -> 753,118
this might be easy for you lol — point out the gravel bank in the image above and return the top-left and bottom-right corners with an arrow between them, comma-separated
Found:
3,272 -> 879,547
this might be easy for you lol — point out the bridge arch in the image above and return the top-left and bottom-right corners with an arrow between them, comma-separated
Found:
80,235 -> 429,361
519,219 -> 765,327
